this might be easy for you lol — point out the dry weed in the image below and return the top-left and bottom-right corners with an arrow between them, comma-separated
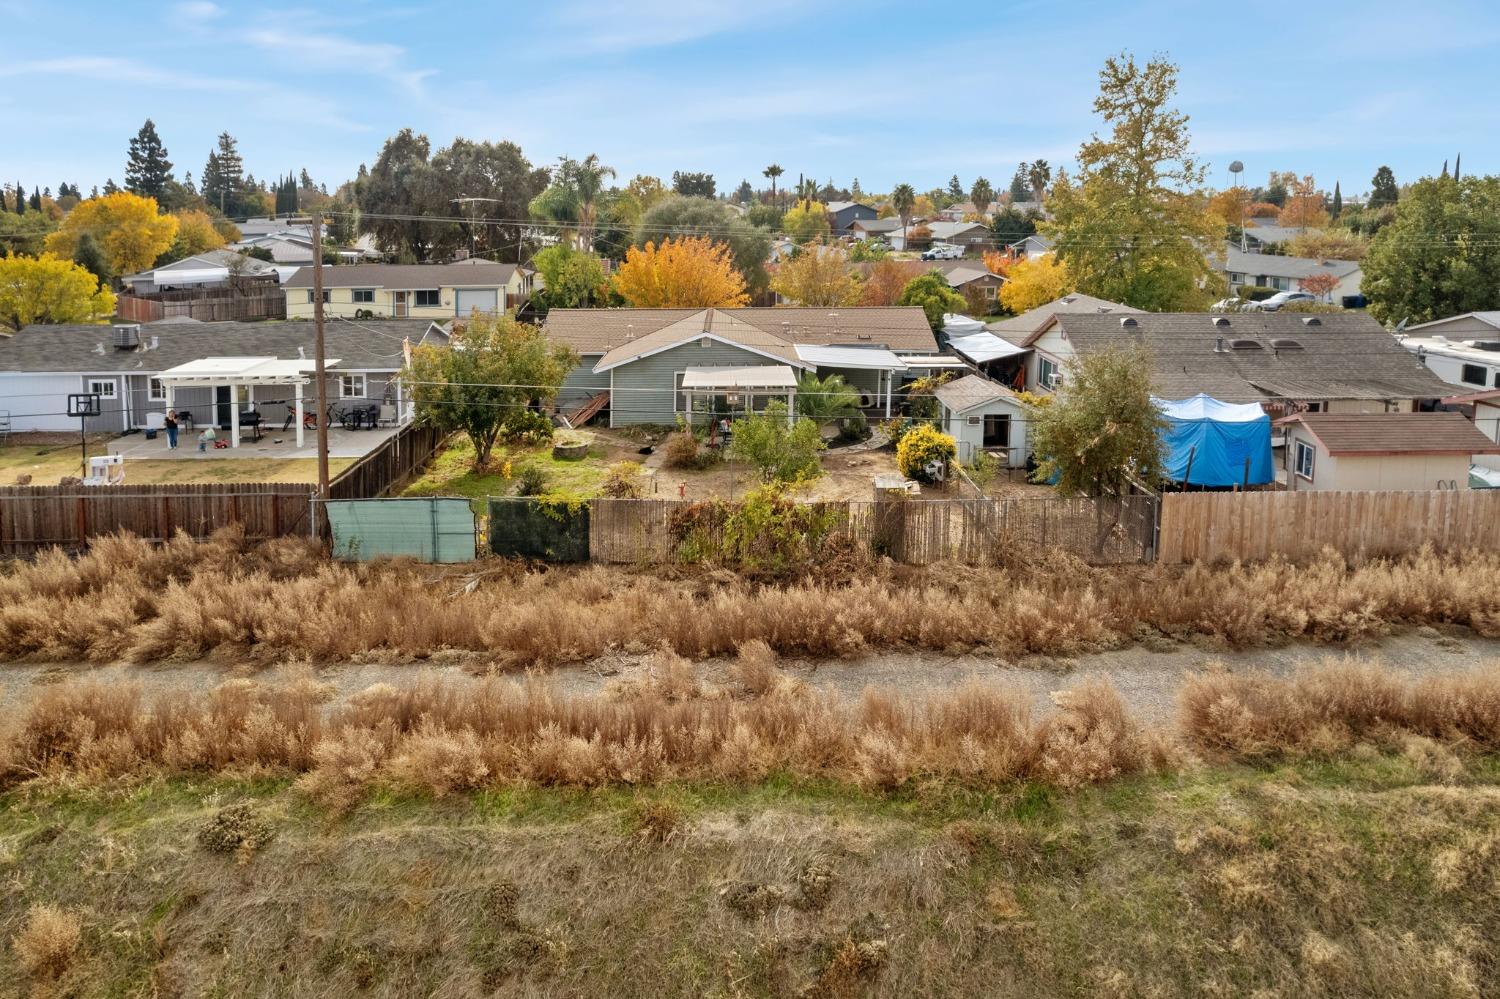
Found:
12,904 -> 81,979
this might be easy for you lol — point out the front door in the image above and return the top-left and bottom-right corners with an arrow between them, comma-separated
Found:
394,291 -> 409,317
215,386 -> 232,429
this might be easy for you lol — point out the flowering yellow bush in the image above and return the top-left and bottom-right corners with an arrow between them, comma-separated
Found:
896,424 -> 956,481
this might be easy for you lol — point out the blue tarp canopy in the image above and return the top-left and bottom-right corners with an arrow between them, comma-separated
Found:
1157,394 -> 1273,486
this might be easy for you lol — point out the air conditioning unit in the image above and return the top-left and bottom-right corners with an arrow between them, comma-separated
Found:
111,323 -> 141,349
1046,371 -> 1061,389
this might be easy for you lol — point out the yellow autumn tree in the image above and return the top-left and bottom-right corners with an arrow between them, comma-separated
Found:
612,236 -> 748,308
45,191 -> 178,276
782,201 -> 831,243
166,209 -> 228,258
1278,175 -> 1328,229
1207,188 -> 1246,227
0,255 -> 117,331
999,256 -> 1073,315
771,246 -> 860,306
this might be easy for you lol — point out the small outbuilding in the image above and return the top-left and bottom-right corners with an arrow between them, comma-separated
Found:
1158,394 -> 1274,488
1276,412 -> 1500,491
934,374 -> 1029,467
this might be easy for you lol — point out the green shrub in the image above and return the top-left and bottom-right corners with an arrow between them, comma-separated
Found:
1236,284 -> 1277,301
896,424 -> 957,482
514,462 -> 550,496
835,412 -> 870,445
501,410 -> 554,446
727,401 -> 824,483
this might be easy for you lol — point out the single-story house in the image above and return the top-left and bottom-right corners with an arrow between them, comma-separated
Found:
980,294 -> 1140,389
230,226 -> 379,267
122,249 -> 281,295
0,318 -> 447,436
937,201 -> 987,222
887,221 -> 990,253
1238,224 -> 1305,252
848,217 -> 903,241
934,374 -> 1029,467
1007,234 -> 1053,260
542,306 -> 938,427
1033,312 -> 1452,416
283,261 -> 533,320
825,201 -> 878,235
1218,245 -> 1363,303
927,260 -> 1004,299
1277,411 -> 1500,491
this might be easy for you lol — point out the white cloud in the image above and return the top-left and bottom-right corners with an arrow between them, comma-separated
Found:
244,28 -> 436,96
174,1 -> 223,21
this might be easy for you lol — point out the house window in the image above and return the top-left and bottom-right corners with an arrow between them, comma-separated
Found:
148,378 -> 166,401
1303,401 -> 1324,413
88,379 -> 117,399
1038,356 -> 1060,390
414,289 -> 441,308
340,374 -> 367,399
967,415 -> 981,426
1294,439 -> 1315,481
983,285 -> 997,300
1461,363 -> 1488,386
352,288 -> 375,303
983,414 -> 1011,448
307,289 -> 329,304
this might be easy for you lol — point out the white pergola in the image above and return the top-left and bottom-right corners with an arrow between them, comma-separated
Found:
680,365 -> 799,425
155,356 -> 342,448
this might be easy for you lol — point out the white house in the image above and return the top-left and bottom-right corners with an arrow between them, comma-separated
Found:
934,374 -> 1029,467
1399,313 -> 1500,393
1277,412 -> 1500,491
1218,245 -> 1363,303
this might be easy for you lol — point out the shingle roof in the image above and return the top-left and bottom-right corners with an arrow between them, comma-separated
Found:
826,201 -> 874,214
0,319 -> 447,373
850,217 -> 902,233
593,311 -> 804,371
934,374 -> 1015,413
1240,225 -> 1306,246
544,307 -> 937,355
925,221 -> 989,240
1409,311 -> 1500,334
941,266 -> 1001,289
283,262 -> 521,290
990,294 -> 1141,341
1278,412 -> 1500,455
1054,312 -> 1452,403
1220,246 -> 1361,281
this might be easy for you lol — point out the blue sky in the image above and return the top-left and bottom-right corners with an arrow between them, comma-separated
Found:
5,0 -> 1498,200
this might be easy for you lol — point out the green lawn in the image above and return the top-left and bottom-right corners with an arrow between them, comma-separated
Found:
402,434 -> 613,510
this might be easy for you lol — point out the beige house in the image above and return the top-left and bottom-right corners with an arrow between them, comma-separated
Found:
283,261 -> 533,320
1277,412 -> 1500,491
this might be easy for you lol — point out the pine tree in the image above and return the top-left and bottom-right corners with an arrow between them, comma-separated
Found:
850,178 -> 863,199
102,178 -> 120,195
1008,163 -> 1030,203
947,174 -> 964,200
300,167 -> 314,189
183,170 -> 196,194
203,133 -> 244,215
14,182 -> 24,214
0,189 -> 7,212
1454,153 -> 1461,182
28,187 -> 40,211
1369,166 -> 1398,208
201,151 -> 225,213
125,119 -> 173,199
72,233 -> 111,284
1331,181 -> 1342,219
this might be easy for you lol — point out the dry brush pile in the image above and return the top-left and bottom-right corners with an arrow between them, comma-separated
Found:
3,530 -> 1500,666
4,645 -> 1500,799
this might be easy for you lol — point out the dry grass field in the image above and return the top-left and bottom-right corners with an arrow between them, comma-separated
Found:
6,536 -> 1500,995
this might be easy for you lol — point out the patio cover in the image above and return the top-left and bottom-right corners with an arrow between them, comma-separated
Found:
948,332 -> 1029,364
155,356 -> 343,449
680,365 -> 799,389
792,344 -> 906,370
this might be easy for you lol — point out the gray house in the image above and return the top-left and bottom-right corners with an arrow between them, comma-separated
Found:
0,318 -> 448,435
543,307 -> 938,427
825,201 -> 878,235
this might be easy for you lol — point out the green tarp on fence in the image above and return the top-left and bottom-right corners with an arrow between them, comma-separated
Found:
488,497 -> 590,561
326,498 -> 476,563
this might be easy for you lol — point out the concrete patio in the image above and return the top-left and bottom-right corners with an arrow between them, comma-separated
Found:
110,423 -> 404,462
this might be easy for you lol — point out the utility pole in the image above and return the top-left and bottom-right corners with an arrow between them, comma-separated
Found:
451,195 -> 502,260
311,211 -> 330,498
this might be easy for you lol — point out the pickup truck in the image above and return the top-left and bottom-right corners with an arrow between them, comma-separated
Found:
920,243 -> 965,261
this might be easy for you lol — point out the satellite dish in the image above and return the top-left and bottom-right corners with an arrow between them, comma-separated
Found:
1229,160 -> 1244,174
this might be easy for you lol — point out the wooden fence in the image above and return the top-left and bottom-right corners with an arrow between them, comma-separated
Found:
0,483 -> 316,555
117,288 -> 286,323
1157,490 -> 1500,564
583,494 -> 1158,566
326,422 -> 447,501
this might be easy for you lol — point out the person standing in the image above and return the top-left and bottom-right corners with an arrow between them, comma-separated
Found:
164,410 -> 179,450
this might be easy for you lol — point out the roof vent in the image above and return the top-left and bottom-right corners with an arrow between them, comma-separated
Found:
1270,338 -> 1304,350
1300,316 -> 1322,327
1119,317 -> 1137,328
112,323 -> 141,349
1061,296 -> 1077,304
1230,338 -> 1264,351
1475,340 -> 1500,352
1212,316 -> 1231,327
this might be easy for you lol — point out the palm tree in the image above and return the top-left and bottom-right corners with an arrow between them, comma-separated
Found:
566,153 -> 615,251
891,183 -> 916,247
794,372 -> 861,427
795,176 -> 818,208
763,163 -> 783,202
970,177 -> 994,217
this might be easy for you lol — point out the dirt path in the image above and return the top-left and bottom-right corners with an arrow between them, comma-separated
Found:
4,626 -> 1498,724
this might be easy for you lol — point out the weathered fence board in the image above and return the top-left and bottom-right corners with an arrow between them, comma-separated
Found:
1157,490 -> 1500,564
0,483 -> 315,554
327,423 -> 446,501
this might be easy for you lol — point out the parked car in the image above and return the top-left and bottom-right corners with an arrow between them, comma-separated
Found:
1211,297 -> 1256,312
1254,291 -> 1317,312
921,243 -> 965,261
